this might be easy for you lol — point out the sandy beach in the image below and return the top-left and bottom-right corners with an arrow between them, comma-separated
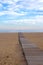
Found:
23,32 -> 43,50
0,32 -> 43,65
0,33 -> 27,65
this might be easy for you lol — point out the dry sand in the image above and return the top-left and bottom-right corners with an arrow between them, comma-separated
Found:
23,32 -> 43,50
0,33 -> 27,65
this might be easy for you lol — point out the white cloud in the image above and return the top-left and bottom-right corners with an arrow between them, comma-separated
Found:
0,10 -> 27,16
1,0 -> 14,4
35,16 -> 43,23
0,0 -> 43,16
21,0 -> 43,10
38,0 -> 43,2
3,15 -> 43,25
0,12 -> 5,16
0,3 -> 3,7
0,0 -> 43,28
14,0 -> 19,2
0,0 -> 43,10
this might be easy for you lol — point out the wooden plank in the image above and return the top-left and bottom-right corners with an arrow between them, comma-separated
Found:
18,33 -> 43,65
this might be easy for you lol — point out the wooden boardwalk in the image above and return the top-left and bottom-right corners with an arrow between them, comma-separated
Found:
18,33 -> 43,65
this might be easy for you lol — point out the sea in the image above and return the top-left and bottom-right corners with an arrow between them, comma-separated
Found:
0,29 -> 43,33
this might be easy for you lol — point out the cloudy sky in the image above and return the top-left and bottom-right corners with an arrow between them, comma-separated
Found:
0,0 -> 43,30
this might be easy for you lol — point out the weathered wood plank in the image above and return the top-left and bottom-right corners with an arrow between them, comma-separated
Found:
18,33 -> 43,65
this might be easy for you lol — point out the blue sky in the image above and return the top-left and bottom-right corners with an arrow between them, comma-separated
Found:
0,0 -> 43,30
